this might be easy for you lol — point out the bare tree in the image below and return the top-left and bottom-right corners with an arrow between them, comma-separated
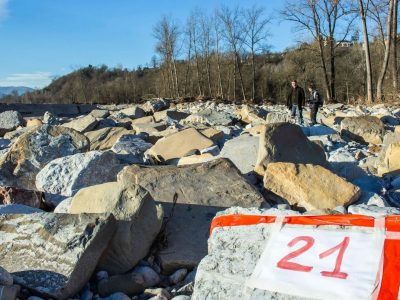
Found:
391,0 -> 398,90
197,12 -> 214,97
153,16 -> 181,98
213,12 -> 224,98
242,6 -> 271,100
282,0 -> 357,102
218,6 -> 247,101
377,0 -> 395,101
358,0 -> 374,102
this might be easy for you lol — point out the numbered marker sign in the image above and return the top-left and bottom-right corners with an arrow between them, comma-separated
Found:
248,226 -> 385,300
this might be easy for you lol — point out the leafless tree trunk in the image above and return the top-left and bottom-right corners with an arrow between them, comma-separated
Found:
242,6 -> 271,100
218,6 -> 246,101
214,16 -> 224,98
377,0 -> 395,101
153,16 -> 181,98
359,0 -> 374,102
391,0 -> 398,90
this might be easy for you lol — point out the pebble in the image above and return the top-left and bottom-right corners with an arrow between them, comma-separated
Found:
101,292 -> 131,300
169,269 -> 187,285
0,266 -> 13,286
96,270 -> 109,282
133,266 -> 161,287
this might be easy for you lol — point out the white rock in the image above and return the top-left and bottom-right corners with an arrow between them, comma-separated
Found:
111,134 -> 152,164
348,204 -> 400,217
36,151 -> 125,204
0,110 -> 23,135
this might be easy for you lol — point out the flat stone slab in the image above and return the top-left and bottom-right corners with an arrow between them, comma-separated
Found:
0,213 -> 116,299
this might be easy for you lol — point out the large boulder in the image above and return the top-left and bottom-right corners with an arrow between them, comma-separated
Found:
377,142 -> 400,176
341,116 -> 384,145
0,125 -> 89,189
0,186 -> 42,208
0,213 -> 116,299
146,128 -> 214,163
254,123 -> 329,177
118,158 -> 266,273
0,111 -> 23,136
265,111 -> 291,124
85,127 -> 132,150
69,182 -> 163,275
182,109 -> 233,126
111,134 -> 153,164
116,106 -> 146,119
62,114 -> 98,133
219,134 -> 259,180
35,151 -> 126,205
236,105 -> 266,125
153,110 -> 190,123
264,162 -> 361,211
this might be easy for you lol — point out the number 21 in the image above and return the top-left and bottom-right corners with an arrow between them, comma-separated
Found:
277,236 -> 350,279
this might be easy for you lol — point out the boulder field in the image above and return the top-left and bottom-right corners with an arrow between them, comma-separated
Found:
0,100 -> 400,299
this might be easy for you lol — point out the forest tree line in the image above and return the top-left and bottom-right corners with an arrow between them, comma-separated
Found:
3,0 -> 400,105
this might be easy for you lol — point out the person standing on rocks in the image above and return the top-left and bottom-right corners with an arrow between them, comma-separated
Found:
307,83 -> 322,126
287,80 -> 305,125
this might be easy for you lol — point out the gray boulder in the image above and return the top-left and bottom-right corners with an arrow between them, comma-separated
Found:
265,111 -> 291,124
35,150 -> 126,205
0,125 -> 89,189
0,204 -> 42,214
0,110 -> 23,136
118,158 -> 266,273
182,108 -> 233,126
0,213 -> 116,299
219,134 -> 259,181
111,134 -> 152,164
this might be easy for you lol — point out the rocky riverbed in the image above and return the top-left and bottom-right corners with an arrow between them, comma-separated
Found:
0,99 -> 399,300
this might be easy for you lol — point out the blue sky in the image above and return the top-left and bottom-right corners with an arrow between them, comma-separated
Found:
0,0 -> 295,88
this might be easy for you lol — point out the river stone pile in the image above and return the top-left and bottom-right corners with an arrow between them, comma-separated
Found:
0,99 -> 399,299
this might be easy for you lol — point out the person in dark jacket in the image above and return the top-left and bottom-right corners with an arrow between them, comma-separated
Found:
307,83 -> 322,126
287,80 -> 305,125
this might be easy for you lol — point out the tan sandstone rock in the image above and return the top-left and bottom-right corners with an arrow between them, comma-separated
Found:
264,162 -> 361,211
341,116 -> 384,145
118,158 -> 266,272
85,127 -> 132,150
377,142 -> 400,176
62,114 -> 98,133
69,182 -> 163,275
254,123 -> 329,177
25,118 -> 43,127
147,128 -> 214,162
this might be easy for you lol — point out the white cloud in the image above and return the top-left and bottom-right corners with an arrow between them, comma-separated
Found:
0,72 -> 53,88
0,0 -> 9,23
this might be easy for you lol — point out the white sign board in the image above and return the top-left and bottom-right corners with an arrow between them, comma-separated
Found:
247,226 -> 385,300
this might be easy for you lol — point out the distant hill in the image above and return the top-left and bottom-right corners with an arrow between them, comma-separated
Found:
0,86 -> 35,97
